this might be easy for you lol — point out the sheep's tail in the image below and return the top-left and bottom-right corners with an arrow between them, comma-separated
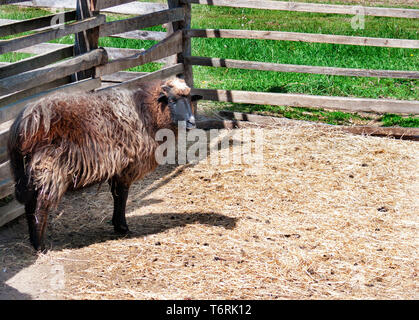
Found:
7,110 -> 35,204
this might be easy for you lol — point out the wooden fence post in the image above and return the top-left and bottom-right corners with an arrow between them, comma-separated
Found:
73,0 -> 100,81
167,0 -> 195,112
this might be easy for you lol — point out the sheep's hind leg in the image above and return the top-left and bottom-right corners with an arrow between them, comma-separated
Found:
110,176 -> 130,234
25,193 -> 49,252
24,190 -> 38,250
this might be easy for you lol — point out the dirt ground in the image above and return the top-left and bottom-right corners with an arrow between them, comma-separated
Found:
0,122 -> 418,300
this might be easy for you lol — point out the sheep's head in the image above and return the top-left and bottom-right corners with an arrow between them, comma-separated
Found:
158,78 -> 202,130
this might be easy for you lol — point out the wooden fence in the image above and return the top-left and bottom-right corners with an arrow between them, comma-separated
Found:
0,0 -> 418,226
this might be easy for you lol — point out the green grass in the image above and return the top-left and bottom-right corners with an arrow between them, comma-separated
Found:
0,52 -> 33,62
380,114 -> 419,127
1,2 -> 418,127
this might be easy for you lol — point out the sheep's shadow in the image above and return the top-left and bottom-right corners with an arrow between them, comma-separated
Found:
0,120 -> 245,298
49,211 -> 237,250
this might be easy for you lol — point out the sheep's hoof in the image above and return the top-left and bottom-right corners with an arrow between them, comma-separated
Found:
114,224 -> 129,235
31,241 -> 47,253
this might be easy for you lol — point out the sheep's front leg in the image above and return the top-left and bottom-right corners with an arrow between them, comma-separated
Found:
25,193 -> 49,252
110,176 -> 130,234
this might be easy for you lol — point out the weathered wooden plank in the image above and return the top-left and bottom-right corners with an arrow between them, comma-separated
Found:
104,47 -> 170,64
0,19 -> 15,27
188,29 -> 419,49
94,0 -> 134,11
100,1 -> 168,15
0,120 -> 12,147
0,0 -> 29,4
0,148 -> 8,163
187,56 -> 419,80
0,178 -> 14,200
0,161 -> 11,181
15,0 -> 168,15
1,18 -> 167,42
0,46 -> 74,79
99,7 -> 184,38
0,77 -> 101,124
0,119 -> 13,163
109,30 -> 167,41
0,10 -> 77,37
11,43 -> 169,63
96,30 -> 182,77
14,42 -> 72,55
0,48 -> 107,96
98,63 -> 184,91
0,77 -> 71,108
101,71 -> 147,83
0,162 -> 13,199
192,88 -> 419,115
7,0 -> 76,8
186,0 -> 419,19
0,14 -> 106,55
219,110 -> 419,141
0,200 -> 24,228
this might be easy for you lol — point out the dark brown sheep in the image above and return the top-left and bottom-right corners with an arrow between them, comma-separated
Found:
8,77 -> 202,251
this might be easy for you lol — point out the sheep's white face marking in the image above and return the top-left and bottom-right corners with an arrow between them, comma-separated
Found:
170,78 -> 190,92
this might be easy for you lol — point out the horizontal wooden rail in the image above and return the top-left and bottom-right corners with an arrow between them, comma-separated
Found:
0,200 -> 24,228
0,161 -> 13,200
14,42 -> 71,55
0,46 -> 74,79
99,63 -> 184,91
0,77 -> 101,124
96,30 -> 183,77
101,71 -> 148,83
94,0 -> 135,11
0,161 -> 11,181
7,43 -> 169,63
0,177 -> 13,200
109,30 -> 167,41
188,29 -> 419,49
186,0 -> 419,19
187,56 -> 419,79
219,110 -> 419,140
192,88 -> 419,115
1,16 -> 167,42
0,119 -> 13,162
0,14 -> 106,55
0,10 -> 77,37
13,0 -> 168,15
0,77 -> 71,108
99,7 -> 184,38
0,48 -> 107,96
104,47 -> 170,64
0,0 -> 29,4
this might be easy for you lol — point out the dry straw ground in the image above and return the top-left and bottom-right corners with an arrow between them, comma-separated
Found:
0,124 -> 418,299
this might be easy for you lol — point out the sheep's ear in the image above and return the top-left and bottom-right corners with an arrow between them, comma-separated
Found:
158,93 -> 168,104
191,95 -> 203,102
